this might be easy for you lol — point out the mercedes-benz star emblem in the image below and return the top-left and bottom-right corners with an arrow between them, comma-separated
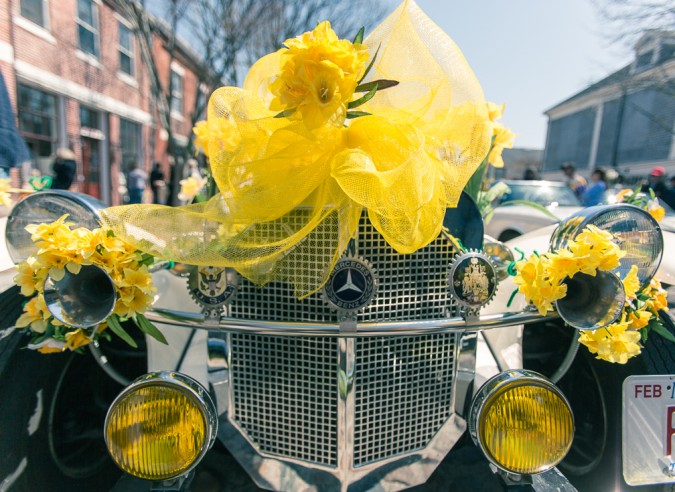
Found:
323,256 -> 377,313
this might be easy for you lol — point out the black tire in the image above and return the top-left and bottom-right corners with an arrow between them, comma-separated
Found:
0,286 -> 124,491
524,317 -> 668,492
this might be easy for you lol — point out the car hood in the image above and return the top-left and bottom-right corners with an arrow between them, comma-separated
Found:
495,204 -> 582,221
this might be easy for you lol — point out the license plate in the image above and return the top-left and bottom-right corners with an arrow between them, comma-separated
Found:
623,375 -> 675,485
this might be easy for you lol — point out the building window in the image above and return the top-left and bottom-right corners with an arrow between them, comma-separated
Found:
170,70 -> 183,114
659,44 -> 675,64
118,22 -> 134,76
635,50 -> 653,70
17,84 -> 57,168
76,0 -> 99,58
20,0 -> 46,27
542,108 -> 596,171
120,118 -> 141,173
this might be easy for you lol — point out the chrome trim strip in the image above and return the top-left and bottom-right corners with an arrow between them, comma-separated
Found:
147,308 -> 555,336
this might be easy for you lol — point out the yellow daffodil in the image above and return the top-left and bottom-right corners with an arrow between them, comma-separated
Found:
14,257 -> 45,297
648,199 -> 665,222
0,178 -> 12,207
193,117 -> 240,157
269,21 -> 369,129
119,267 -> 154,295
486,102 -> 505,122
615,188 -> 633,202
15,296 -> 50,333
579,315 -> 642,364
645,279 -> 668,313
622,265 -> 640,301
628,308 -> 652,330
487,124 -> 515,168
64,328 -> 93,350
13,216 -> 160,353
178,174 -> 207,202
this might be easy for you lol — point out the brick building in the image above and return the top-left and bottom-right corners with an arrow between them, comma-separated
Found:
0,0 -> 206,205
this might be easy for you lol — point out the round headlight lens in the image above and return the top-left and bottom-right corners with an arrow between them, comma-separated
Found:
551,204 -> 662,290
6,191 -> 103,263
105,372 -> 217,481
470,370 -> 574,475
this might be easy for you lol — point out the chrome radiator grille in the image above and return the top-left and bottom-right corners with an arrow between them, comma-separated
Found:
353,334 -> 458,466
230,334 -> 340,467
229,332 -> 458,468
229,212 -> 459,322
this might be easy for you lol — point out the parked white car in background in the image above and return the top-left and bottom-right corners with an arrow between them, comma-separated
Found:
485,180 -> 582,242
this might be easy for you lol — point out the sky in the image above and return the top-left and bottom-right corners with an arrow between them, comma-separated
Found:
397,0 -> 630,149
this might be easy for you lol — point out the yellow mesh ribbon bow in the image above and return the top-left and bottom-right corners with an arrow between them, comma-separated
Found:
102,0 -> 492,297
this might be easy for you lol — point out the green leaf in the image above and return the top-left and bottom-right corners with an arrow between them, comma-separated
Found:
650,320 -> 675,343
358,44 -> 381,84
348,84 -> 378,109
135,313 -> 168,345
355,79 -> 399,93
107,314 -> 138,348
274,108 -> 296,119
352,27 -> 365,45
640,327 -> 649,343
139,253 -> 155,267
346,111 -> 371,119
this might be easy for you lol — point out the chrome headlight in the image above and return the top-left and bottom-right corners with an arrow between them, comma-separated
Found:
551,204 -> 662,289
469,370 -> 574,475
484,236 -> 514,281
105,372 -> 217,481
6,190 -> 104,263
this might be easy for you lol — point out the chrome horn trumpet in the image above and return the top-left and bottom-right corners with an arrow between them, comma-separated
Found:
44,264 -> 117,328
555,270 -> 626,331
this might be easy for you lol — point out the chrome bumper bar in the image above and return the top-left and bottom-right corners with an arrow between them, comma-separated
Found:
146,308 -> 556,336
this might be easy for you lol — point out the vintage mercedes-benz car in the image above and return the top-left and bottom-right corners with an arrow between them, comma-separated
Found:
1,189 -> 673,492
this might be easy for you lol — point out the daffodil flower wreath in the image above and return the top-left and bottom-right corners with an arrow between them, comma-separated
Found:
13,215 -> 166,354
513,225 -> 670,364
101,0 -> 496,298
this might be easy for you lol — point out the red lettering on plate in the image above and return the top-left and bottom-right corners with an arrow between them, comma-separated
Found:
635,384 -> 662,398
667,407 -> 675,455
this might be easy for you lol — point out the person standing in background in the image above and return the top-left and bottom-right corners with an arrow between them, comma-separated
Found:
51,148 -> 77,190
127,162 -> 147,204
561,162 -> 587,199
150,162 -> 166,204
581,168 -> 607,206
0,70 -> 30,181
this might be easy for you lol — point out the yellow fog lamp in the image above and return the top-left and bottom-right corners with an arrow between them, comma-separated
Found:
104,372 -> 217,481
469,370 -> 574,475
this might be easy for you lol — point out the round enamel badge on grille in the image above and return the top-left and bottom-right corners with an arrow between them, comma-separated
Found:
448,251 -> 497,309
188,266 -> 238,309
322,256 -> 377,313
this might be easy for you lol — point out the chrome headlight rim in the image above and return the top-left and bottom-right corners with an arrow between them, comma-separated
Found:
483,236 -> 515,281
104,371 -> 218,481
469,369 -> 574,476
6,190 -> 104,263
550,204 -> 663,290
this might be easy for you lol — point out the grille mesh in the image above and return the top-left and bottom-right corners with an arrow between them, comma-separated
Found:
230,334 -> 339,466
353,334 -> 458,466
229,212 -> 459,322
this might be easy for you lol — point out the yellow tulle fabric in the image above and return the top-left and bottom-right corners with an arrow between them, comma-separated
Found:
102,0 -> 492,297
